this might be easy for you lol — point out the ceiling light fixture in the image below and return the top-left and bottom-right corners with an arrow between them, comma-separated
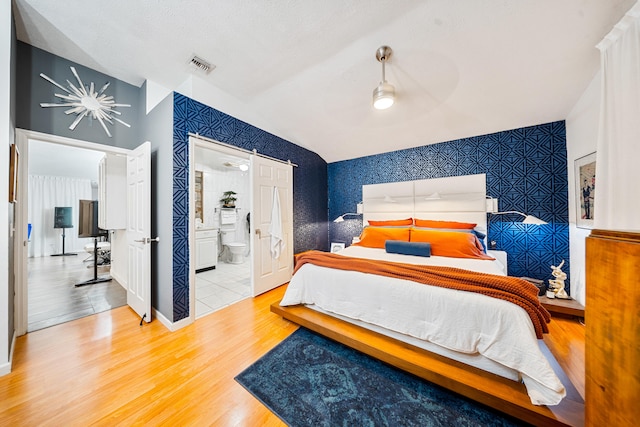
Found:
223,161 -> 249,171
373,46 -> 395,110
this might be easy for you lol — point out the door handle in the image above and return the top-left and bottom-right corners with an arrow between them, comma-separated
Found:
134,237 -> 160,244
255,229 -> 270,238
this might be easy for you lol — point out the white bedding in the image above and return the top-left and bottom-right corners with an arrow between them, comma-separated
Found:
280,246 -> 566,406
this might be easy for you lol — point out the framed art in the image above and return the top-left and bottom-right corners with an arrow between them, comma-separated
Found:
575,152 -> 596,229
9,143 -> 19,203
330,242 -> 345,253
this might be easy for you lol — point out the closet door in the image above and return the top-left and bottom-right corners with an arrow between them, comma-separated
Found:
251,155 -> 293,296
98,154 -> 126,230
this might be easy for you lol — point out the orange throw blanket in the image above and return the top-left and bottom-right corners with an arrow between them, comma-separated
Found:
294,251 -> 551,339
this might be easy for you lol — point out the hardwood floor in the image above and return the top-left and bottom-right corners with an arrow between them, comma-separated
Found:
28,254 -> 126,332
2,283 -> 585,426
271,305 -> 586,427
1,285 -> 296,426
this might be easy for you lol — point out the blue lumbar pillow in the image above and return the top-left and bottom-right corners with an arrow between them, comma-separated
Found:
385,240 -> 431,257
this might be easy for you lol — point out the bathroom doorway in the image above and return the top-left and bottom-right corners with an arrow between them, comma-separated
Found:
191,141 -> 252,318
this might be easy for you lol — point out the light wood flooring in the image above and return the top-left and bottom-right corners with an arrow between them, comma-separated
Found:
28,254 -> 126,332
1,285 -> 295,426
2,283 -> 585,426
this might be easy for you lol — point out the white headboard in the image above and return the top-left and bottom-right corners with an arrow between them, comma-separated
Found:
362,174 -> 488,234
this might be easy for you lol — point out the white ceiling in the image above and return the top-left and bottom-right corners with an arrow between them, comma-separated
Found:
12,0 -> 635,163
194,145 -> 250,172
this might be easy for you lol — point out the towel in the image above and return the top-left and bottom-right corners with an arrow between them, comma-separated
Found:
220,209 -> 236,225
269,186 -> 285,259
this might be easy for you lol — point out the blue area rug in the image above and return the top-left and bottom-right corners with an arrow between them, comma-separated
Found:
235,328 -> 527,426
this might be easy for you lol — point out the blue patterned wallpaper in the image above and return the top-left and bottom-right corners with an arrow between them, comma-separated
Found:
173,93 -> 328,321
328,121 -> 570,290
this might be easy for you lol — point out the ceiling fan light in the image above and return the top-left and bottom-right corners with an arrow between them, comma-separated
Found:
373,82 -> 395,110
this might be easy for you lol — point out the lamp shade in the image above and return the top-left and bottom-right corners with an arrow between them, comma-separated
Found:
522,215 -> 547,225
373,82 -> 395,109
333,212 -> 361,223
490,210 -> 547,225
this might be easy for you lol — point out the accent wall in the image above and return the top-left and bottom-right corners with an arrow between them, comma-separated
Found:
172,93 -> 328,321
328,121 -> 570,290
15,42 -> 140,149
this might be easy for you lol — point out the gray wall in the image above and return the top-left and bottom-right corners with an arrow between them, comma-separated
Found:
139,82 -> 174,321
16,42 -> 140,149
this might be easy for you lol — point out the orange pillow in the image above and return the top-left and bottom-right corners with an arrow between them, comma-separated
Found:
367,218 -> 413,226
353,227 -> 411,249
414,219 -> 477,229
409,229 -> 493,260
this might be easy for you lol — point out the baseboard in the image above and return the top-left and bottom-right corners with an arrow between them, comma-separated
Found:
0,330 -> 17,376
110,270 -> 126,290
152,308 -> 193,332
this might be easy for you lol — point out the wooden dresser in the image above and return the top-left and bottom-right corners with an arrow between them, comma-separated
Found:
585,229 -> 640,427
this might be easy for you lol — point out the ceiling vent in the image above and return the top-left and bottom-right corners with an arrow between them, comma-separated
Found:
189,55 -> 215,74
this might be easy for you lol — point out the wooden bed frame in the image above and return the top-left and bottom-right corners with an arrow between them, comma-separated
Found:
274,175 -> 584,425
271,302 -> 585,427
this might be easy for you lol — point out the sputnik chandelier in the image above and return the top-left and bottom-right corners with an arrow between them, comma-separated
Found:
40,66 -> 131,137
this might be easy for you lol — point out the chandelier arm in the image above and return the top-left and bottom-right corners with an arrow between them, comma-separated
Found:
114,117 -> 132,128
68,111 -> 87,131
95,114 -> 112,138
39,73 -> 71,94
98,82 -> 110,95
70,67 -> 86,93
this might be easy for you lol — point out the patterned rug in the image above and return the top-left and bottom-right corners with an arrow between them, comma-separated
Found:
235,328 -> 527,426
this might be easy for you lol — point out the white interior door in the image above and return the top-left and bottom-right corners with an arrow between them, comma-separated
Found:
251,155 -> 293,296
126,141 -> 153,322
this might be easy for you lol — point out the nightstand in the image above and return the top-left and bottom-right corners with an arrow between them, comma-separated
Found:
538,295 -> 585,319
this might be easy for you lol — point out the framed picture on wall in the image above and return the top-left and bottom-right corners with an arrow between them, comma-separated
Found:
330,242 -> 345,253
575,152 -> 596,229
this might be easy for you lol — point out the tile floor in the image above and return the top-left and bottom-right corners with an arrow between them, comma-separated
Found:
195,259 -> 251,318
28,254 -> 127,332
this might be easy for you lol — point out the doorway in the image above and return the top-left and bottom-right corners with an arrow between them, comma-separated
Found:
14,130 -> 152,335
188,135 -> 294,321
191,142 -> 251,318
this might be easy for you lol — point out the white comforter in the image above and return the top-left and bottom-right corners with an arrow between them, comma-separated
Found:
280,246 -> 566,406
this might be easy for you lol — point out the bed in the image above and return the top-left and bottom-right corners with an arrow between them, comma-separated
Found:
272,174 -> 582,426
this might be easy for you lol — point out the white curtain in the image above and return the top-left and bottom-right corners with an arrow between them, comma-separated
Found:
594,2 -> 640,229
28,175 -> 94,257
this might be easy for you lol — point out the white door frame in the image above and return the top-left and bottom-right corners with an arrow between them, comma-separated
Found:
188,136 -> 251,320
14,129 -> 130,336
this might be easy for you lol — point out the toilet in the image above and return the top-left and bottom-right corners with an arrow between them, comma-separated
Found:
220,218 -> 247,264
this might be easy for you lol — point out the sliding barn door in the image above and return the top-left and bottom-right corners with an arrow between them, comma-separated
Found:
251,156 -> 293,296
